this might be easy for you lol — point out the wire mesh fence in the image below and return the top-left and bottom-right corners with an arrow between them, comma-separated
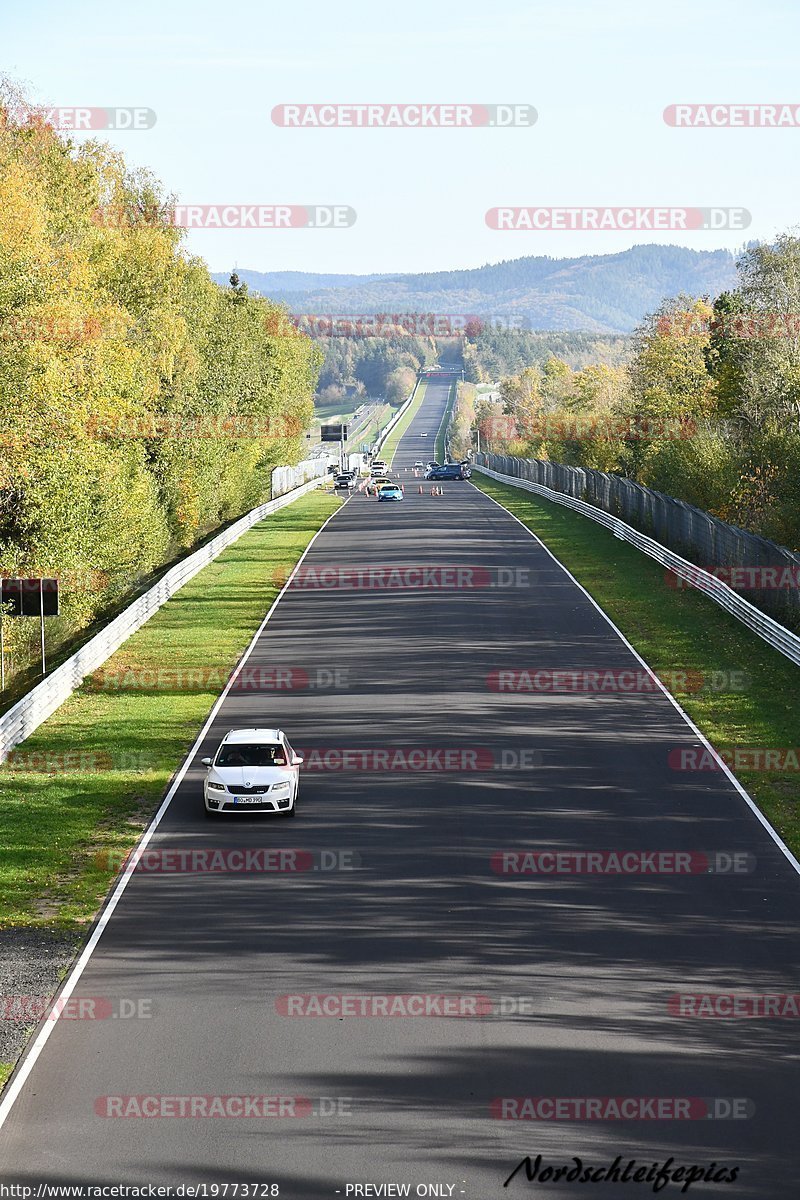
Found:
475,452 -> 800,632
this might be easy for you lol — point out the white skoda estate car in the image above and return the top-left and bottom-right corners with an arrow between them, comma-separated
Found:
202,728 -> 303,818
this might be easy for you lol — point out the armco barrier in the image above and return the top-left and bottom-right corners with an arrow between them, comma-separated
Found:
0,475 -> 324,764
473,459 -> 800,669
372,378 -> 420,458
476,451 -> 800,629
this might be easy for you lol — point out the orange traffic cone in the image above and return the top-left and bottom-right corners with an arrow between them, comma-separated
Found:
418,485 -> 423,494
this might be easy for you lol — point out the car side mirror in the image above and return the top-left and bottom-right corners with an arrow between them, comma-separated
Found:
201,757 -> 212,767
291,754 -> 304,766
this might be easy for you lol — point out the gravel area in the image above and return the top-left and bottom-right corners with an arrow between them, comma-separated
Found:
0,928 -> 82,1072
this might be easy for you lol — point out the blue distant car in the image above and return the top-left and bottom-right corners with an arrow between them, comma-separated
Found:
377,483 -> 404,502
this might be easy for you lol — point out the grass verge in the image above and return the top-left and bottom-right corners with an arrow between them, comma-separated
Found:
0,489 -> 339,932
474,473 -> 800,858
434,382 -> 456,463
382,382 -> 428,466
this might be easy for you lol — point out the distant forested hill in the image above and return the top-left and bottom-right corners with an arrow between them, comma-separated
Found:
212,245 -> 738,333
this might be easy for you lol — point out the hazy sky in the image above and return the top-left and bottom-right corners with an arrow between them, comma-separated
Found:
3,0 -> 799,275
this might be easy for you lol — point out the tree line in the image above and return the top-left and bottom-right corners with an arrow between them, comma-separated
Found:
456,234 -> 800,551
0,84 -> 320,685
314,325 -> 436,408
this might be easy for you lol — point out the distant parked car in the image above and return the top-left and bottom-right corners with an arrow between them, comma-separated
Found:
427,464 -> 470,481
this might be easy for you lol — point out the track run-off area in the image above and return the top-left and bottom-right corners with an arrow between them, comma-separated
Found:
0,376 -> 798,1198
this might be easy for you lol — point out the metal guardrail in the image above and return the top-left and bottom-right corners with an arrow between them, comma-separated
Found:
0,474 -> 325,763
477,449 -> 800,629
372,378 -> 420,459
473,461 -> 800,669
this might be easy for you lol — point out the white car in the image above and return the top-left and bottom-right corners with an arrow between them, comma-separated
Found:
414,460 -> 424,468
202,728 -> 303,818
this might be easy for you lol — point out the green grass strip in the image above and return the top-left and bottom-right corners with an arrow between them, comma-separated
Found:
0,489 -> 340,932
474,473 -> 800,858
381,382 -> 428,467
434,382 -> 456,463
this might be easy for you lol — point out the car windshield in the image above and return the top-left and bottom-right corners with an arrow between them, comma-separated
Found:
216,743 -> 287,767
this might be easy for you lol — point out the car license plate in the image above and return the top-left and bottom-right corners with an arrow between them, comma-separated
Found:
234,797 -> 264,805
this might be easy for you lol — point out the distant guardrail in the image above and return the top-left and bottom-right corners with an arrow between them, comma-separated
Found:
474,452 -> 800,630
0,474 -> 325,763
473,457 -> 800,670
372,378 -> 420,459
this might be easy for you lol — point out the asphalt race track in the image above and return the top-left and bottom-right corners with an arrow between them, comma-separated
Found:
1,376 -> 798,1198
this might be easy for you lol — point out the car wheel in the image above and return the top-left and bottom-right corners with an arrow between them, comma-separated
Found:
282,784 -> 298,817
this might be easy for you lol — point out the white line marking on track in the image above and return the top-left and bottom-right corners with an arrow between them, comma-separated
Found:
473,479 -> 800,879
0,496 -> 346,1130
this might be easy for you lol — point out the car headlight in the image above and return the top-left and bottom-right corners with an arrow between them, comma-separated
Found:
207,781 -> 226,792
271,781 -> 291,794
